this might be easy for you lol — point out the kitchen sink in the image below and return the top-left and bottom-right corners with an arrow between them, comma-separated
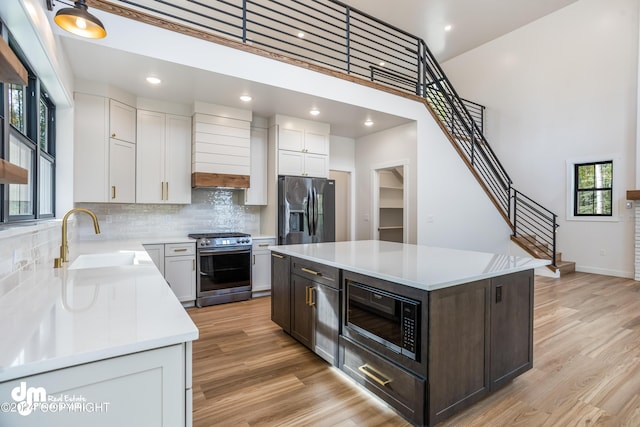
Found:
69,252 -> 136,270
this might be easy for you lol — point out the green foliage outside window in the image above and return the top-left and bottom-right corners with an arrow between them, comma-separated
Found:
575,161 -> 613,216
8,83 -> 25,132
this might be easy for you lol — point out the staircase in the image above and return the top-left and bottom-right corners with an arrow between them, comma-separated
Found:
89,0 -> 574,275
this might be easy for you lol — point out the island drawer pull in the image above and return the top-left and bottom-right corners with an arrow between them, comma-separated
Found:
301,267 -> 321,276
358,364 -> 392,387
258,243 -> 269,247
272,253 -> 285,259
173,248 -> 188,252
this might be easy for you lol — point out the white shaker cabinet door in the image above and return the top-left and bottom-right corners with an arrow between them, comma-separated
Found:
304,131 -> 329,155
165,255 -> 196,302
109,139 -> 136,203
109,99 -> 136,143
136,110 -> 165,203
304,153 -> 329,178
165,114 -> 192,204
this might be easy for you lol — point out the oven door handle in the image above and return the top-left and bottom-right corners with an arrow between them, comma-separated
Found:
198,248 -> 251,256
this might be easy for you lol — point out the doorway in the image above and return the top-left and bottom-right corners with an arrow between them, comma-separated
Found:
329,170 -> 351,242
372,164 -> 407,243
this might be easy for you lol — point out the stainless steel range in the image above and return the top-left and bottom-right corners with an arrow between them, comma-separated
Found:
188,232 -> 252,307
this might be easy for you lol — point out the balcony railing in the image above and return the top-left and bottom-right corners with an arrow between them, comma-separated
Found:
93,0 -> 557,267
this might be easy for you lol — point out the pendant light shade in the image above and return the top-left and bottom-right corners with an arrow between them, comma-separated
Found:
54,0 -> 106,39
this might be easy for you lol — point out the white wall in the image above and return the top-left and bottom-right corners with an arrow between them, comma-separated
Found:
355,123 -> 418,243
443,0 -> 638,277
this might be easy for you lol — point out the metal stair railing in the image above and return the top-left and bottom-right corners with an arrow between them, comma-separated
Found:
513,190 -> 558,266
93,0 -> 558,266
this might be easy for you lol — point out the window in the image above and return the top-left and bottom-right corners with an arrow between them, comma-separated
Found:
0,32 -> 55,223
574,161 -> 613,216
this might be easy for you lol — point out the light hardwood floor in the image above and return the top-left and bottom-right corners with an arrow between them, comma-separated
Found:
188,272 -> 640,426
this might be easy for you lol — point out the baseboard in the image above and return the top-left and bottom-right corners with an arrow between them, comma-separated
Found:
575,265 -> 634,279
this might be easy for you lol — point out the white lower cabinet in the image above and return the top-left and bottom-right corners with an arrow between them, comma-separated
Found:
0,343 -> 191,427
144,242 -> 196,304
143,244 -> 165,276
252,238 -> 276,295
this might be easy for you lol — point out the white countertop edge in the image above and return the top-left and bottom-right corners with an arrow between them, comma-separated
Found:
0,331 -> 198,383
270,242 -> 551,291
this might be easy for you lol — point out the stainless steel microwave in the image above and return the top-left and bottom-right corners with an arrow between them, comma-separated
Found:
346,280 -> 420,361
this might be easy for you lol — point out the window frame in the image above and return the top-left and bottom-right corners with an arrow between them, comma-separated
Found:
0,29 -> 56,223
566,156 -> 621,223
573,160 -> 613,217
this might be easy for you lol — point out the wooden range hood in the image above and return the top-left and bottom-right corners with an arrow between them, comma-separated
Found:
191,172 -> 250,189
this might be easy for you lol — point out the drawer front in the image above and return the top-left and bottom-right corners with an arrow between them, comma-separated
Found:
291,257 -> 339,289
165,242 -> 195,256
253,238 -> 276,252
341,337 -> 425,425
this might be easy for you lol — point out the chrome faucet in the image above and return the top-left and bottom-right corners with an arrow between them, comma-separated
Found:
54,208 -> 101,268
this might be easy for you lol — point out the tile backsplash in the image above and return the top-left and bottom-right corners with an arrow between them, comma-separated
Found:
73,188 -> 262,240
0,189 -> 262,298
0,222 -> 59,299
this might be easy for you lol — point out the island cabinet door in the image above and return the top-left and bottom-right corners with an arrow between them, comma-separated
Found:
313,283 -> 340,366
490,270 -> 534,389
428,279 -> 491,426
271,252 -> 291,333
291,274 -> 314,349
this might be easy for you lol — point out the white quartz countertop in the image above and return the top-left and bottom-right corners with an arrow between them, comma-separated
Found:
270,240 -> 551,291
0,240 -> 199,382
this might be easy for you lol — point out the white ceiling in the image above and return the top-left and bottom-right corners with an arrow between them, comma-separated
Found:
343,0 -> 579,61
54,0 -> 578,138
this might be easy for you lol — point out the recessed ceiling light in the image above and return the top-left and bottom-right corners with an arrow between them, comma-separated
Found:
146,76 -> 161,85
364,119 -> 374,127
240,95 -> 252,102
444,25 -> 453,32
379,61 -> 385,67
297,31 -> 305,38
309,108 -> 320,116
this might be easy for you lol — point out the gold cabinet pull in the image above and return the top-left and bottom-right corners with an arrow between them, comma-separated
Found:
161,182 -> 165,200
305,286 -> 310,305
111,133 -> 116,137
258,243 -> 269,247
111,186 -> 116,199
165,182 -> 169,200
358,364 -> 392,387
309,287 -> 316,307
173,248 -> 188,252
271,253 -> 285,259
301,267 -> 321,276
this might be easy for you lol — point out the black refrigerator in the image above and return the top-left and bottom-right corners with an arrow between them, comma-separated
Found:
278,175 -> 335,245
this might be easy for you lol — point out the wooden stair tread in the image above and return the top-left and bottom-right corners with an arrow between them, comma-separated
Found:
510,235 -> 575,275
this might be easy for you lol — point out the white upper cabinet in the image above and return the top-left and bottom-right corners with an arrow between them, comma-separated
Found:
137,110 -> 191,204
109,99 -> 136,143
272,115 -> 330,178
74,93 -> 136,203
109,139 -> 136,203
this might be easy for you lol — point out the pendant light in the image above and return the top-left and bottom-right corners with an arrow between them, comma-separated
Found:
54,0 -> 107,39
